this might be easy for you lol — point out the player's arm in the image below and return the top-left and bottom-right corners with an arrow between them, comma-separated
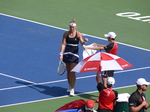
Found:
59,32 -> 67,60
77,31 -> 88,45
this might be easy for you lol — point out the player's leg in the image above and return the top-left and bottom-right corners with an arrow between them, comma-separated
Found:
65,63 -> 77,96
69,63 -> 77,96
65,63 -> 71,92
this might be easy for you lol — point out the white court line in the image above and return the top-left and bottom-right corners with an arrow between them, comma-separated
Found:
115,66 -> 150,73
0,84 -> 137,108
0,13 -> 150,52
0,73 -> 36,84
1,83 -> 149,108
0,66 -> 149,91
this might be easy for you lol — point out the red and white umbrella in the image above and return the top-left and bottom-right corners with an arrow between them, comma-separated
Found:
71,52 -> 133,73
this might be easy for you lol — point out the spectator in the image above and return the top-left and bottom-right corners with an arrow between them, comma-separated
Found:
55,99 -> 96,112
78,99 -> 97,112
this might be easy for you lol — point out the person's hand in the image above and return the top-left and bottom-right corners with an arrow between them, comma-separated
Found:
144,102 -> 150,108
84,38 -> 88,42
93,43 -> 97,46
59,55 -> 63,60
83,45 -> 87,49
142,101 -> 148,107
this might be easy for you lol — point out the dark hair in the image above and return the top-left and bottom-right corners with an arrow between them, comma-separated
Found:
137,85 -> 141,89
112,37 -> 116,40
107,84 -> 113,88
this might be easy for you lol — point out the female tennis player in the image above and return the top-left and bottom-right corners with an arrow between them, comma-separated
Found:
59,19 -> 88,96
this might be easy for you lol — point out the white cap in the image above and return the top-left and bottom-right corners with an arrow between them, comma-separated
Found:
107,77 -> 115,86
104,32 -> 117,39
136,78 -> 149,85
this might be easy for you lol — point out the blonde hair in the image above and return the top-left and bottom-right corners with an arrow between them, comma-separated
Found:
70,19 -> 76,23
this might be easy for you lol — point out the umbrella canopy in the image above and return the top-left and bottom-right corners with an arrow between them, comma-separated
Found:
71,52 -> 133,73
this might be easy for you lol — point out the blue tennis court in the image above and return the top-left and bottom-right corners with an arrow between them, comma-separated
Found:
0,13 -> 150,107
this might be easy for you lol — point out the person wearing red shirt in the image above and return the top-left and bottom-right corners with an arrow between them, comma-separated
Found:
96,73 -> 118,112
83,32 -> 118,87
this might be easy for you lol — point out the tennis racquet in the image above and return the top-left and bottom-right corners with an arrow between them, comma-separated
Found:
58,60 -> 66,75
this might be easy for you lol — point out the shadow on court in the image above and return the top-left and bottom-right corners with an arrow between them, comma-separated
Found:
15,81 -> 76,97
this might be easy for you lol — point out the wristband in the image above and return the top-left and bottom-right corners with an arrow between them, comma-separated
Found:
60,52 -> 63,56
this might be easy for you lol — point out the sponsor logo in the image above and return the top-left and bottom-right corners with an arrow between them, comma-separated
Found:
84,67 -> 97,71
121,64 -> 128,67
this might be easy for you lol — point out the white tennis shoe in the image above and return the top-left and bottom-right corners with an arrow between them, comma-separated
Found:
69,89 -> 75,96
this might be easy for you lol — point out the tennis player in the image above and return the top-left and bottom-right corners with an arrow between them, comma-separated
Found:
59,19 -> 88,96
